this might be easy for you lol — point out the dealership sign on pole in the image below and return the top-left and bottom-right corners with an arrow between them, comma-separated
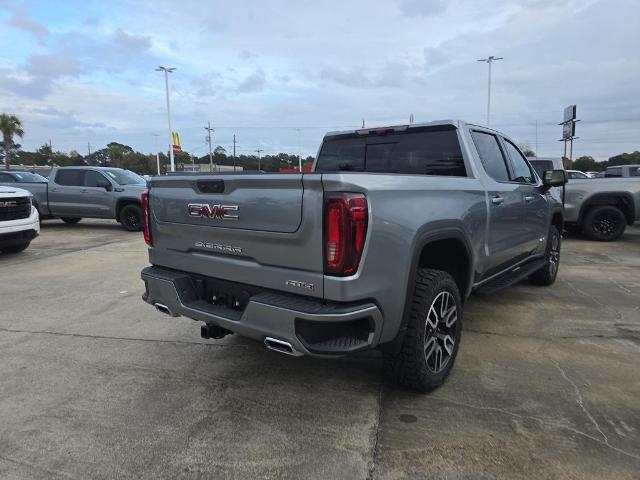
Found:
558,104 -> 579,162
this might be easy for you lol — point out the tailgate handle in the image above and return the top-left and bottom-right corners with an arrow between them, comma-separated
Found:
197,180 -> 225,194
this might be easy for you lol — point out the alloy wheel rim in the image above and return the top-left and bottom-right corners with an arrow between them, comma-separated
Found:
125,211 -> 140,229
423,291 -> 458,374
594,213 -> 618,236
549,232 -> 560,277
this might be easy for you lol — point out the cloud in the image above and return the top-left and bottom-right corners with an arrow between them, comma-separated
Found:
238,50 -> 257,60
110,29 -> 152,54
0,69 -> 53,99
25,53 -> 83,78
236,69 -> 266,93
397,0 -> 447,17
320,66 -> 372,88
8,10 -> 48,41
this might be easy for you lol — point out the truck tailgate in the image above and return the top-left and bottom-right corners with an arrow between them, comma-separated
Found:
147,173 -> 325,297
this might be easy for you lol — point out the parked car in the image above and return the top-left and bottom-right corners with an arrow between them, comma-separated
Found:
0,166 -> 147,231
140,120 -> 567,392
566,169 -> 591,180
585,171 -> 600,178
603,164 -> 640,178
0,185 -> 40,254
564,178 -> 640,240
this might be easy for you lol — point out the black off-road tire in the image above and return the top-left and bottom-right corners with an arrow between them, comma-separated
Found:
120,204 -> 142,232
384,269 -> 462,393
61,217 -> 82,224
529,225 -> 561,286
583,205 -> 626,241
1,242 -> 30,254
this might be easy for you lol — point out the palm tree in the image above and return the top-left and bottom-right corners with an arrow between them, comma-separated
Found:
0,113 -> 24,170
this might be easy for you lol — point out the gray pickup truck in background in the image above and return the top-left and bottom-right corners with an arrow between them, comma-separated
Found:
528,158 -> 640,241
140,120 -> 567,392
0,166 -> 147,231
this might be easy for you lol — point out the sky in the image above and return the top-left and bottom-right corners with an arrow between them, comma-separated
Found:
0,0 -> 638,161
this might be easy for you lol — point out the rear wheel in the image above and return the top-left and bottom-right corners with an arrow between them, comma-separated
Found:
61,217 -> 82,224
529,225 -> 561,286
384,269 -> 462,393
120,204 -> 142,231
583,205 -> 626,241
1,242 -> 30,254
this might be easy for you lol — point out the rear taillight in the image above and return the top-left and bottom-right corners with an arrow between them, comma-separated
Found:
324,192 -> 368,276
141,191 -> 152,246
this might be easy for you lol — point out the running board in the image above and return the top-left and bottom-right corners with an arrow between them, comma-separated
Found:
475,259 -> 548,295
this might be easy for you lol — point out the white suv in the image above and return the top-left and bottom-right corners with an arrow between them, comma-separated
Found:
0,185 -> 40,254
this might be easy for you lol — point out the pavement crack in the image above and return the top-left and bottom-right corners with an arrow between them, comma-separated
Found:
0,327 -> 248,348
366,384 -> 384,480
554,361 -> 608,444
429,396 -> 640,462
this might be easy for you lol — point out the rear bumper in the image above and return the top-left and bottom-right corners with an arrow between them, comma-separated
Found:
141,266 -> 383,356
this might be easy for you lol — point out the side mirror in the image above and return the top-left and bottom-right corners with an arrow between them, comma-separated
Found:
97,180 -> 113,191
542,169 -> 568,191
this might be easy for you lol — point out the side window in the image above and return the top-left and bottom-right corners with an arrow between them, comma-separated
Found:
84,170 -> 108,187
503,140 -> 535,183
0,173 -> 15,182
55,170 -> 84,186
630,167 -> 640,177
471,131 -> 510,182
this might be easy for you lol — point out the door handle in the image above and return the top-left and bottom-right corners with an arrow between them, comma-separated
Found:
50,188 -> 58,192
81,189 -> 89,193
524,195 -> 535,202
491,196 -> 505,205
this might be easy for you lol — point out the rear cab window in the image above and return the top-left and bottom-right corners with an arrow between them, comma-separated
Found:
315,125 -> 467,176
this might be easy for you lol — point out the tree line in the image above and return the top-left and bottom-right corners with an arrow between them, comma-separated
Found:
2,113 -> 638,174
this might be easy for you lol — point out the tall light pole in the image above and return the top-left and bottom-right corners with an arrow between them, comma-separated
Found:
156,66 -> 176,172
477,56 -> 503,127
152,133 -> 161,175
255,148 -> 263,171
296,128 -> 302,172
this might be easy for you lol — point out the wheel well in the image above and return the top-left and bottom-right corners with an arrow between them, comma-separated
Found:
581,194 -> 634,225
418,239 -> 470,299
115,199 -> 141,222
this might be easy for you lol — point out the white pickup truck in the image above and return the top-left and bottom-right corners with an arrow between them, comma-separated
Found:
0,185 -> 40,254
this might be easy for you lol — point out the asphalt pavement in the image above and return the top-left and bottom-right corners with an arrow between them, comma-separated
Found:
1,219 -> 639,479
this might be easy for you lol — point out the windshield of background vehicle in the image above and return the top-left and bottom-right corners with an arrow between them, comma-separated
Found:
103,169 -> 146,185
12,172 -> 48,183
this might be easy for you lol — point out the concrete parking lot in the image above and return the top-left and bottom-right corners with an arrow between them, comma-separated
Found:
1,220 -> 639,479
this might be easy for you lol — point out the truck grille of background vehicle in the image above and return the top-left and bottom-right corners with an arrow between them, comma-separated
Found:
0,197 -> 31,221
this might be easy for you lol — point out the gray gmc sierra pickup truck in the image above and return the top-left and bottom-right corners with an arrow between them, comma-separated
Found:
140,120 -> 567,392
0,166 -> 147,231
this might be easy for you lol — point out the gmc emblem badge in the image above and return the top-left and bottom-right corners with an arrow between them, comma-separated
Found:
187,203 -> 239,220
0,201 -> 17,208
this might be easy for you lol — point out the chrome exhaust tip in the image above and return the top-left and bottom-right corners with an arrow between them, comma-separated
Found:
264,337 -> 302,357
154,303 -> 171,315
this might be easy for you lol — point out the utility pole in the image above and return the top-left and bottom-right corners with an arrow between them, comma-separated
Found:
87,141 -> 91,156
255,148 -> 263,171
205,121 -> 215,172
477,56 -> 503,127
535,120 -> 538,158
49,139 -> 53,165
233,134 -> 237,172
296,128 -> 302,172
155,66 -> 176,172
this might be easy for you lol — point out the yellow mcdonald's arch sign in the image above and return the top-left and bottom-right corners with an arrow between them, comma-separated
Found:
172,131 -> 182,154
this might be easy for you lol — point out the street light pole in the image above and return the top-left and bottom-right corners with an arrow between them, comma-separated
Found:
477,56 -> 503,127
255,149 -> 263,171
296,128 -> 302,172
152,133 -> 161,175
156,66 -> 176,172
